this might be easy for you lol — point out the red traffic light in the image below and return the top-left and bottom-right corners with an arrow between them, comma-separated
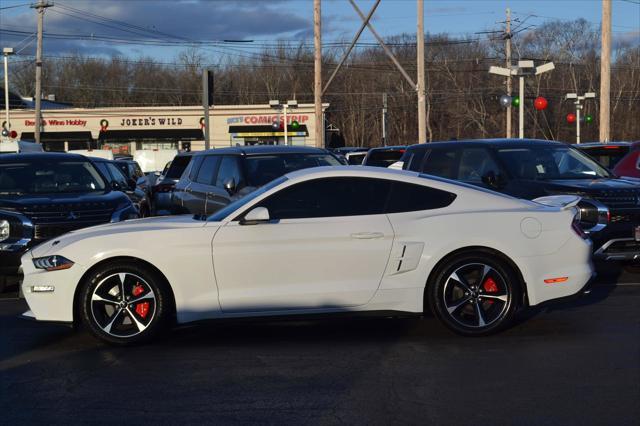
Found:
566,113 -> 577,124
534,97 -> 548,110
9,130 -> 17,139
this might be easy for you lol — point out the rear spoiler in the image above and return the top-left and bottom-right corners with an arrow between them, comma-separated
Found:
532,195 -> 581,210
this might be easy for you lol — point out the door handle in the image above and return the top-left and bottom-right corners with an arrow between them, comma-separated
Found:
350,232 -> 384,239
185,188 -> 192,193
206,192 -> 215,198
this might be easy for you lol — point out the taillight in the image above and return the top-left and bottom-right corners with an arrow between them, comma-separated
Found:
572,214 -> 588,239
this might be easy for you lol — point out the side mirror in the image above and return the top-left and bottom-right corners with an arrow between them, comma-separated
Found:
240,207 -> 270,225
224,177 -> 237,195
111,181 -> 122,191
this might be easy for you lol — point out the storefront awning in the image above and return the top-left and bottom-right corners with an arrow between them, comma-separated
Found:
20,131 -> 93,142
98,129 -> 204,141
229,125 -> 308,137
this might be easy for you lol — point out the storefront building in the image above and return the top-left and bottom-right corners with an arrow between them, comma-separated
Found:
3,103 -> 328,154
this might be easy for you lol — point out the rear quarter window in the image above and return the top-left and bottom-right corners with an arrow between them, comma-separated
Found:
386,181 -> 456,213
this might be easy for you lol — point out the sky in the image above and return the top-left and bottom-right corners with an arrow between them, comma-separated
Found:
0,0 -> 638,63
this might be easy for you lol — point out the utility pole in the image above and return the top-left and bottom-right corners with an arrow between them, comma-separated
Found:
599,0 -> 611,142
202,70 -> 213,150
417,0 -> 426,144
313,0 -> 323,148
505,8 -> 512,139
382,93 -> 388,147
32,0 -> 52,145
3,48 -> 15,141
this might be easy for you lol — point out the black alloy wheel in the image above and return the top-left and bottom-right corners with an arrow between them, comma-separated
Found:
80,261 -> 170,344
429,252 -> 520,336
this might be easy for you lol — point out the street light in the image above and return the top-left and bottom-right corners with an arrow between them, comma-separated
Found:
2,47 -> 15,141
566,92 -> 596,144
489,60 -> 555,139
269,100 -> 298,146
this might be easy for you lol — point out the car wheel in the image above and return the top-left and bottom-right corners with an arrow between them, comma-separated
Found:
429,252 -> 521,336
79,261 -> 170,344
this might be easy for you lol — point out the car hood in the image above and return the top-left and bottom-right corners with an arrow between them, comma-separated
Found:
29,214 -> 215,258
535,178 -> 640,193
0,191 -> 127,210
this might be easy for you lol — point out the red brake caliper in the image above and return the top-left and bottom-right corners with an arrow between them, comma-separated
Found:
132,284 -> 149,318
482,277 -> 498,305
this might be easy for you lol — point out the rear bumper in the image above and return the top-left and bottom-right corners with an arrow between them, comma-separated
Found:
593,238 -> 640,261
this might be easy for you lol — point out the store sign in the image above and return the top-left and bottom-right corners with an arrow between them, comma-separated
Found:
119,117 -> 183,126
24,119 -> 87,127
232,131 -> 307,137
226,115 -> 309,125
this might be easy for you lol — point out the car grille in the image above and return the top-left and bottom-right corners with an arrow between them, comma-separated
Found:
610,211 -> 640,225
592,189 -> 640,209
14,202 -> 114,241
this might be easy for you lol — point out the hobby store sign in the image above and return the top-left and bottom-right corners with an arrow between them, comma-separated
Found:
24,119 -> 87,127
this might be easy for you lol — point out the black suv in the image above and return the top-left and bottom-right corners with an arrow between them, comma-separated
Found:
398,139 -> 640,262
150,152 -> 193,215
91,158 -> 151,217
0,153 -> 137,292
172,146 -> 341,216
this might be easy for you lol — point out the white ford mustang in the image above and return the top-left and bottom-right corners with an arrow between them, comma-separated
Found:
21,167 -> 593,344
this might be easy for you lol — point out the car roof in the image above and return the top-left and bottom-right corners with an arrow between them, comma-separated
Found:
192,145 -> 330,157
368,145 -> 406,151
0,152 -> 89,162
404,138 -> 568,151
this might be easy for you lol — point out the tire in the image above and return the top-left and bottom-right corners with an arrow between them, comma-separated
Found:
79,261 -> 171,345
428,252 -> 521,336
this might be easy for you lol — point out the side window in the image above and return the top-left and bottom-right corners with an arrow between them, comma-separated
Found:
422,149 -> 458,179
107,163 -> 129,188
256,177 -> 391,220
187,156 -> 203,181
386,181 -> 456,213
457,148 -> 501,182
215,156 -> 245,188
406,149 -> 428,172
195,156 -> 219,185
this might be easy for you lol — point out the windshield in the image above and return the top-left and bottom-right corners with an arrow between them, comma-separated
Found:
0,160 -> 107,195
165,156 -> 191,179
495,146 -> 613,180
244,154 -> 341,187
208,176 -> 287,222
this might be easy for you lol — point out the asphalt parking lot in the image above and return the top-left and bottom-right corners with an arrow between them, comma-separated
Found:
1,266 -> 639,425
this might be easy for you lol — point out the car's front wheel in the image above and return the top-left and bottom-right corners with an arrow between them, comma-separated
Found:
79,261 -> 171,344
428,252 -> 521,336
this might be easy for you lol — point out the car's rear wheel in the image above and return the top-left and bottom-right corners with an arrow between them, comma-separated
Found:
79,261 -> 170,344
428,252 -> 520,336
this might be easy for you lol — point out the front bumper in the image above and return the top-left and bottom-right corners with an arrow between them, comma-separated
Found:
593,238 -> 640,261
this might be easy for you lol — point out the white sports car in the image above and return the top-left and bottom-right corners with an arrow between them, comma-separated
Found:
21,167 -> 593,344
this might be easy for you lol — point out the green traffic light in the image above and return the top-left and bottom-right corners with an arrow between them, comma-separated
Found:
585,114 -> 593,123
511,96 -> 520,107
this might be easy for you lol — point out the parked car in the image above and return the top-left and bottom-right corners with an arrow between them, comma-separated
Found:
332,147 -> 368,164
612,150 -> 640,179
91,158 -> 151,217
68,149 -> 114,160
150,152 -> 193,215
362,146 -> 406,167
345,150 -> 368,165
20,166 -> 593,344
172,146 -> 342,216
0,140 -> 44,154
574,141 -> 640,170
134,149 -> 179,174
398,139 -> 640,262
0,152 -> 137,293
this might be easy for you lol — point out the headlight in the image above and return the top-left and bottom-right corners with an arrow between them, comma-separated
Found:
33,255 -> 74,271
0,220 -> 9,243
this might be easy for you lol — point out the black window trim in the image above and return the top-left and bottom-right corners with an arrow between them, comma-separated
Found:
234,175 -> 457,222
